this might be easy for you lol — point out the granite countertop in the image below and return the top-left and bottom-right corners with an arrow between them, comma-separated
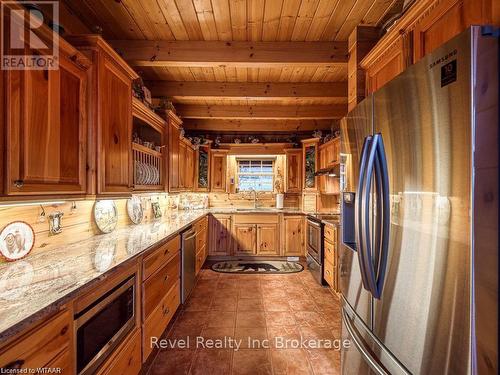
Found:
0,207 -> 340,342
0,210 -> 209,342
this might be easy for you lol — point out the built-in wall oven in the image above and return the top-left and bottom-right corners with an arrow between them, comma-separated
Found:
306,217 -> 326,285
74,275 -> 136,375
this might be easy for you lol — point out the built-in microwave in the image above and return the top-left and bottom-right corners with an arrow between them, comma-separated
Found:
74,275 -> 136,375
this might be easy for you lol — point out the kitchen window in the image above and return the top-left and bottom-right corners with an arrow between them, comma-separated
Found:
237,159 -> 274,191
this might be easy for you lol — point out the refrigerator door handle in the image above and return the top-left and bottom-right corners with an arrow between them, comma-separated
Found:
359,135 -> 379,294
342,308 -> 390,375
355,136 -> 373,291
372,134 -> 390,298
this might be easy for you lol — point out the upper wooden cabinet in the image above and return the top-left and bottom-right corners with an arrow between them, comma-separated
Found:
67,35 -> 139,195
210,150 -> 228,192
301,138 -> 319,192
284,149 -> 302,193
360,0 -> 499,95
3,36 -> 90,196
195,145 -> 210,192
318,138 -> 340,195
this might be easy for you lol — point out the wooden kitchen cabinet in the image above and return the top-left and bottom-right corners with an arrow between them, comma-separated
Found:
185,145 -> 195,190
301,138 -> 319,192
178,140 -> 187,189
360,0 -> 499,95
68,35 -> 139,195
3,39 -> 90,196
0,309 -> 72,372
283,216 -> 304,256
195,216 -> 208,275
195,145 -> 211,191
257,224 -> 280,255
166,110 -> 181,192
234,224 -> 257,255
96,329 -> 141,375
284,149 -> 302,193
210,150 -> 228,192
323,223 -> 339,293
209,214 -> 232,256
319,138 -> 341,195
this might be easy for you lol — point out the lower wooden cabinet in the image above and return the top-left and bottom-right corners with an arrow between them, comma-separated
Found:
257,224 -> 279,255
323,224 -> 339,292
195,216 -> 208,275
143,281 -> 180,361
97,329 -> 141,375
209,214 -> 232,256
283,216 -> 305,256
0,309 -> 72,373
234,224 -> 257,255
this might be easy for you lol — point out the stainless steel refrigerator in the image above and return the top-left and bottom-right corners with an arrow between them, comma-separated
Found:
339,26 -> 498,375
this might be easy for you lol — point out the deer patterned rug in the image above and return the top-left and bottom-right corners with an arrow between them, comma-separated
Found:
211,260 -> 303,274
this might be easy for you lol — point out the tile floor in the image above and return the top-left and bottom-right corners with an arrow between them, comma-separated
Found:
146,266 -> 342,375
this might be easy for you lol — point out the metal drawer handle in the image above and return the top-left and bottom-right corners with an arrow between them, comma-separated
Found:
163,248 -> 170,256
163,306 -> 170,316
164,274 -> 169,282
13,180 -> 24,188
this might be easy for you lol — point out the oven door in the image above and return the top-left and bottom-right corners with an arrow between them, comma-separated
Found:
306,219 -> 322,263
75,276 -> 136,375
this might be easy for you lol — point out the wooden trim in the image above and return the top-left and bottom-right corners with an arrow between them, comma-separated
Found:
176,104 -> 347,119
183,118 -> 334,132
146,81 -> 347,100
110,40 -> 348,68
218,143 -> 294,155
66,35 -> 139,80
132,98 -> 166,132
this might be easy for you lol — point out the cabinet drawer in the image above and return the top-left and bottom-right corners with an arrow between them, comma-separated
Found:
196,228 -> 207,252
324,240 -> 335,265
0,309 -> 70,370
324,225 -> 337,244
323,260 -> 335,287
47,349 -> 72,374
233,214 -> 279,224
143,253 -> 180,319
97,329 -> 141,375
143,281 -> 180,361
194,216 -> 208,233
143,236 -> 180,280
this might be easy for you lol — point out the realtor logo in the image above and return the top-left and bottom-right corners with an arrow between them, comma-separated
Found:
1,1 -> 59,70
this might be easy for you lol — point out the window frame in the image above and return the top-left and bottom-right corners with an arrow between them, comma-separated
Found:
236,158 -> 275,192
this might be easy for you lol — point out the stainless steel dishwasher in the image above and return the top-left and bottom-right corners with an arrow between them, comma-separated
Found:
180,226 -> 196,303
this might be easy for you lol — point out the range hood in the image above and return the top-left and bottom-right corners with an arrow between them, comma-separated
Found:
315,164 -> 340,177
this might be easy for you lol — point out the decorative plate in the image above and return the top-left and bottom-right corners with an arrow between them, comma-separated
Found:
127,195 -> 144,225
93,200 -> 118,233
0,221 -> 35,261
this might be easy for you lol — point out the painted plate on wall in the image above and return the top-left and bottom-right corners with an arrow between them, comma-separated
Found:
127,195 -> 144,224
93,200 -> 118,233
0,221 -> 35,262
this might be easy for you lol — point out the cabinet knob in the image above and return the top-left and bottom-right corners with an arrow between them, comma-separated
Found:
13,180 -> 24,188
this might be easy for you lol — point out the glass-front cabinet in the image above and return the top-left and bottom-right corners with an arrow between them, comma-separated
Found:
195,145 -> 210,191
301,138 -> 319,191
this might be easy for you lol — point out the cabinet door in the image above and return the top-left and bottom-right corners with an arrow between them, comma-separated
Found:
168,124 -> 180,191
99,56 -> 132,194
285,150 -> 302,193
186,146 -> 194,189
208,215 -> 232,255
234,224 -> 257,255
178,141 -> 187,189
210,153 -> 227,192
365,36 -> 406,94
5,56 -> 87,195
413,0 -> 467,62
257,224 -> 279,255
283,216 -> 304,256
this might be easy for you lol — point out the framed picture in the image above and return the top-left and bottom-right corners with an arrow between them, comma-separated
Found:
151,201 -> 162,218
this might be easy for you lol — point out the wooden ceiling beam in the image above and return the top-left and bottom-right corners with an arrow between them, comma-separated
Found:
110,40 -> 348,67
146,81 -> 347,100
183,119 -> 335,132
176,104 -> 346,119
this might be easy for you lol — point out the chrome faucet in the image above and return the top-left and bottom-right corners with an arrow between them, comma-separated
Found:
249,188 -> 258,208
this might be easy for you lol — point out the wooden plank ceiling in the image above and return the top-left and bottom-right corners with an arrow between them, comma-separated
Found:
62,0 -> 395,133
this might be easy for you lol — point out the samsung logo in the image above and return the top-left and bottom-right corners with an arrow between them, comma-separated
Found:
429,49 -> 458,69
